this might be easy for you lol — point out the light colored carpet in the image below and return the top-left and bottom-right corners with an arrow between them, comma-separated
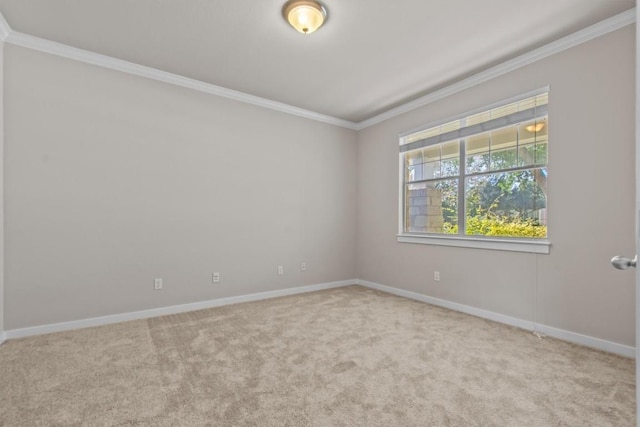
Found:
0,285 -> 635,426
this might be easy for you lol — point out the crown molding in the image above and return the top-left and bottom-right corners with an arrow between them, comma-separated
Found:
0,11 -> 9,41
0,8 -> 634,131
354,7 -> 637,130
3,29 -> 359,130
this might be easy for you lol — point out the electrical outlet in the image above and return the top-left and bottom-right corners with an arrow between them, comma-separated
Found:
212,272 -> 220,283
154,278 -> 163,290
434,271 -> 440,281
277,265 -> 284,275
301,262 -> 307,272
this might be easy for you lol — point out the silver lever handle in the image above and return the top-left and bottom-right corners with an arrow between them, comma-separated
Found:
611,255 -> 637,270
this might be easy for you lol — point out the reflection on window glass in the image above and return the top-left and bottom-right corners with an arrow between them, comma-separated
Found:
405,141 -> 461,182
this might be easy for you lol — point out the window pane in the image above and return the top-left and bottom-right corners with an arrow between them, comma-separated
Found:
466,133 -> 490,154
423,146 -> 440,162
424,161 -> 441,179
406,143 -> 461,181
406,150 -> 423,165
404,120 -> 461,144
441,158 -> 460,178
491,126 -> 517,147
518,118 -> 548,145
405,150 -> 422,182
405,180 -> 458,234
440,141 -> 460,177
518,142 -> 548,166
466,133 -> 490,173
491,147 -> 518,170
419,146 -> 440,179
490,126 -> 518,170
535,142 -> 548,164
465,169 -> 547,238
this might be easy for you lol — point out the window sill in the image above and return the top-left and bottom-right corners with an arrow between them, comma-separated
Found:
397,234 -> 550,254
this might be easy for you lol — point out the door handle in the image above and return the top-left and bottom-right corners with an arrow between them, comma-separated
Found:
611,255 -> 637,270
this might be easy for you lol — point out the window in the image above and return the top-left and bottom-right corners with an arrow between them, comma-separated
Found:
399,91 -> 549,253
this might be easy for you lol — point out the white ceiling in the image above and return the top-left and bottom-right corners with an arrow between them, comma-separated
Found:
0,0 -> 634,123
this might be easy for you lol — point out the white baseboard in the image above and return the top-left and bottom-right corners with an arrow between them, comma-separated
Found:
533,323 -> 635,358
4,278 -> 634,359
356,279 -> 635,359
4,280 -> 355,340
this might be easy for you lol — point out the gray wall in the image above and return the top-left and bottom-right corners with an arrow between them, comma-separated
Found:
0,41 -> 3,335
2,25 -> 636,349
356,26 -> 636,346
4,45 -> 357,329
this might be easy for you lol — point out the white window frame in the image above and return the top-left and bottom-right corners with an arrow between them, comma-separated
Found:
397,88 -> 551,254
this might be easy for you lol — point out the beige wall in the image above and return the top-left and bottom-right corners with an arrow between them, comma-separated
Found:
356,26 -> 636,346
4,45 -> 357,329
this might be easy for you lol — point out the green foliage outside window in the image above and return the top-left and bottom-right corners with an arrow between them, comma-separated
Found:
436,147 -> 547,239
443,213 -> 547,238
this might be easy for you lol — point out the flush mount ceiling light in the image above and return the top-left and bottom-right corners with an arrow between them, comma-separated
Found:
282,0 -> 327,34
525,123 -> 545,133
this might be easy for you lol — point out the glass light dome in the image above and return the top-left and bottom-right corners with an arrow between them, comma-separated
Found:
283,0 -> 327,34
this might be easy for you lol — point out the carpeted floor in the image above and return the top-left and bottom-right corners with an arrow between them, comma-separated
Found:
0,285 -> 635,426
